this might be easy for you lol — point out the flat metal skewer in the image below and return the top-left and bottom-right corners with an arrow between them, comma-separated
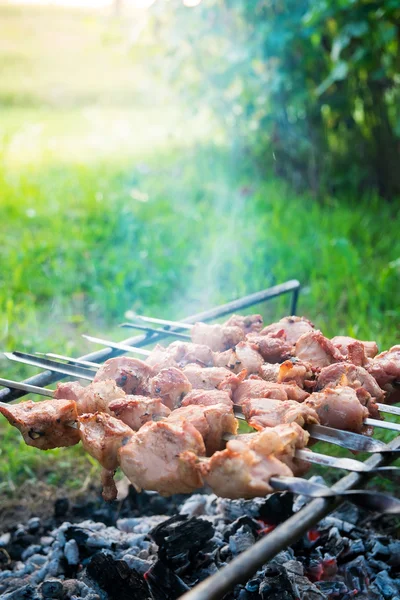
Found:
4,352 -> 95,381
82,335 -> 152,356
0,377 -> 54,398
125,311 -> 193,330
376,402 -> 400,416
35,352 -> 100,369
120,322 -> 191,340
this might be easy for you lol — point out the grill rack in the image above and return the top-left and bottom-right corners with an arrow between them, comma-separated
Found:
1,279 -> 399,600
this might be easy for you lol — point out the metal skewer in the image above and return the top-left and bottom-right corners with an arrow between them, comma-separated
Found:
35,352 -> 99,369
82,335 -> 152,356
0,377 -> 54,398
4,352 -> 95,381
120,322 -> 191,340
125,312 -> 193,330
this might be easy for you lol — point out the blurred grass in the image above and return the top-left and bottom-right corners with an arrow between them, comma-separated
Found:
0,3 -> 400,498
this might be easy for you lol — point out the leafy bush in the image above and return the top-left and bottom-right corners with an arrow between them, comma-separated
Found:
153,0 -> 400,199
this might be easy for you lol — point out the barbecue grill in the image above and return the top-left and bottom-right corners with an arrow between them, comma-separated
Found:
1,279 -> 400,600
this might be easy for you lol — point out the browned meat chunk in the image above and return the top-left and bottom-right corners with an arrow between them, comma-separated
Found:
316,363 -> 385,402
247,332 -> 293,363
367,346 -> 400,388
94,357 -> 154,395
239,422 -> 310,476
167,403 -> 238,455
195,438 -> 293,499
101,468 -> 118,502
108,396 -> 171,430
168,341 -> 215,367
224,313 -> 263,334
183,364 -> 237,391
242,398 -> 319,430
119,420 -> 205,496
191,323 -> 245,352
276,360 -> 313,387
226,341 -> 264,374
78,412 -> 134,471
0,399 -> 79,450
54,381 -> 84,402
331,336 -> 378,359
181,389 -> 233,407
260,316 -> 314,345
295,331 -> 343,368
75,380 -> 126,415
149,367 -> 192,409
145,344 -> 179,370
233,379 -> 288,405
304,386 -> 369,433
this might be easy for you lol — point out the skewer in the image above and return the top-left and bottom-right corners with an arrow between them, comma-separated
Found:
0,377 -> 54,398
120,323 -> 191,340
82,335 -> 152,356
35,352 -> 99,369
3,352 -> 95,381
125,311 -> 193,330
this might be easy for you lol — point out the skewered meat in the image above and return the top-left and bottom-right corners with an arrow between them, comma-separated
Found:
295,331 -> 343,368
167,403 -> 237,455
276,360 -> 313,387
331,336 -> 378,359
108,396 -> 171,430
78,412 -> 133,471
181,389 -> 233,407
191,323 -> 245,352
239,423 -> 310,476
149,367 -> 192,409
316,363 -> 385,402
304,386 -> 369,434
0,399 -> 79,450
54,381 -> 84,402
194,438 -> 293,499
75,380 -> 126,415
183,364 -> 240,391
367,346 -> 400,388
260,316 -> 314,345
233,378 -> 309,405
226,341 -> 264,374
146,341 -> 215,369
119,420 -> 205,495
241,398 -> 319,431
94,357 -> 154,395
247,332 -> 293,363
224,313 -> 263,334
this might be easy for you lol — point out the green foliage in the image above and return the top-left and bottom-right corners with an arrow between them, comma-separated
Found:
154,0 -> 400,199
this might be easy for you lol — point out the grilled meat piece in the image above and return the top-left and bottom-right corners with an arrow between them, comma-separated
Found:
304,386 -> 369,433
260,316 -> 314,345
234,379 -> 288,405
367,346 -> 400,388
78,412 -> 134,471
331,336 -> 378,359
149,367 -> 192,409
242,398 -> 319,431
247,332 -> 293,363
167,403 -> 238,455
94,357 -> 154,395
74,379 -> 126,415
54,381 -> 84,402
181,389 -> 233,407
119,420 -> 205,496
239,423 -> 311,476
182,364 -> 240,391
224,313 -> 263,334
295,331 -> 343,369
108,395 -> 171,430
276,360 -> 313,387
316,362 -> 385,403
195,438 -> 293,499
226,341 -> 264,374
0,399 -> 79,450
191,323 -> 245,352
101,468 -> 118,502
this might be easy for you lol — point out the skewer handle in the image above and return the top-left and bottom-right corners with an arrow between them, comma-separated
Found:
0,378 -> 54,398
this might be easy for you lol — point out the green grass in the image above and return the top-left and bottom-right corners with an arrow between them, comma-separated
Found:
0,3 -> 400,498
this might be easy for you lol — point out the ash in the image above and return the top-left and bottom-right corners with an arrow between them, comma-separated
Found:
1,478 -> 399,600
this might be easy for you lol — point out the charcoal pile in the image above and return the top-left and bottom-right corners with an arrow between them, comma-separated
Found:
1,479 -> 400,600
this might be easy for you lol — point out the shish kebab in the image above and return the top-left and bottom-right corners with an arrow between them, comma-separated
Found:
2,314 -> 400,503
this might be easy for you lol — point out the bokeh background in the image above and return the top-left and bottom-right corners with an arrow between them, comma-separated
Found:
0,0 -> 399,501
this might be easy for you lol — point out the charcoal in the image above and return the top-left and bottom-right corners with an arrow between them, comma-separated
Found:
2,584 -> 38,599
369,540 -> 390,560
150,515 -> 213,569
64,539 -> 79,565
224,516 -> 261,541
388,541 -> 400,568
144,559 -> 189,600
343,555 -> 369,594
245,578 -> 261,592
40,579 -> 63,598
228,525 -> 255,556
372,570 -> 400,599
54,499 -> 69,519
315,580 -> 350,596
86,552 -> 149,600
